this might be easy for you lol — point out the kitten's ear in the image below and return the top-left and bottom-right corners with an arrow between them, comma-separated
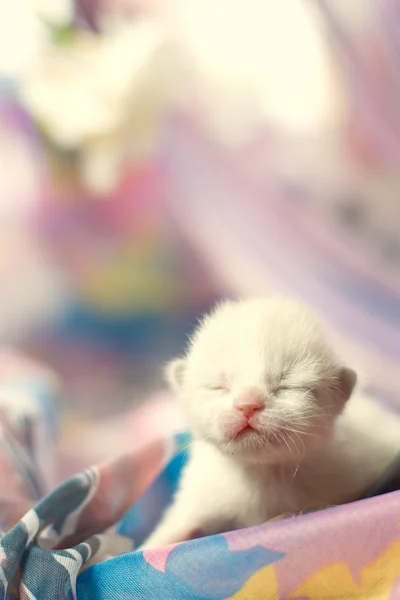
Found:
338,367 -> 357,403
164,358 -> 186,392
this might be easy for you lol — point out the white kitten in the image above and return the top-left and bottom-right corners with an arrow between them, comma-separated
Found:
141,297 -> 399,549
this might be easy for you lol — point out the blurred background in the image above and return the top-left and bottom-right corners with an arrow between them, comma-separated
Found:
0,0 -> 399,479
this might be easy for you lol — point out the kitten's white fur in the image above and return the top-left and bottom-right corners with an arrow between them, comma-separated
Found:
141,297 -> 400,549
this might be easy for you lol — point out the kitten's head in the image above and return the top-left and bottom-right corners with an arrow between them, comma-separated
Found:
167,297 -> 356,465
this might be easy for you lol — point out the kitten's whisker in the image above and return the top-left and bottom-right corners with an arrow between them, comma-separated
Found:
281,426 -> 314,437
284,431 -> 303,477
278,432 -> 298,475
292,431 -> 306,472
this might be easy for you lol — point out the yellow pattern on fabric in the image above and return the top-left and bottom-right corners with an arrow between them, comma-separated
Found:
228,564 -> 279,599
290,540 -> 400,599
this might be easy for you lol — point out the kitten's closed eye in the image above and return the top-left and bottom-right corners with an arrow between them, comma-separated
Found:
208,385 -> 229,392
273,385 -> 313,394
203,373 -> 231,392
203,382 -> 230,392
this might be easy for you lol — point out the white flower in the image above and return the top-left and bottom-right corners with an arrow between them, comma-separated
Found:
0,0 -> 72,77
28,0 -> 73,25
168,0 -> 345,145
19,18 -> 170,193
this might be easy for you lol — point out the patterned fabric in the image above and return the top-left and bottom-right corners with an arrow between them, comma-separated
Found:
1,352 -> 400,599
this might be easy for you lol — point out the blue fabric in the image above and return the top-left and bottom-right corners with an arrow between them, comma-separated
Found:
77,537 -> 283,600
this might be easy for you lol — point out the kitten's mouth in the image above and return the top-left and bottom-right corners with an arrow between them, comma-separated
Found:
236,425 -> 257,437
233,424 -> 283,446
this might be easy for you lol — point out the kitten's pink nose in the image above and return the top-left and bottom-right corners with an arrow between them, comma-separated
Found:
234,389 -> 265,418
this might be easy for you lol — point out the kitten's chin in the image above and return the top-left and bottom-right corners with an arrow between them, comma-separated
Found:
221,441 -> 288,465
214,432 -> 292,465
